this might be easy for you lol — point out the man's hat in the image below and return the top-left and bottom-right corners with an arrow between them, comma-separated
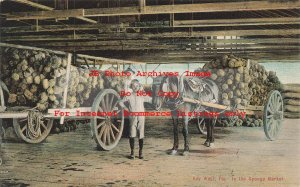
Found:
124,66 -> 135,74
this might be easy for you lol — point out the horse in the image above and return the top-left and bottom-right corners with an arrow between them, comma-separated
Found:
151,75 -> 219,155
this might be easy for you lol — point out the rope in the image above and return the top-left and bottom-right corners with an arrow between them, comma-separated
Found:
26,110 -> 43,139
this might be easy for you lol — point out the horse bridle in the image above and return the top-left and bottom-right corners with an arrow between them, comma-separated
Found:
152,76 -> 184,111
151,76 -> 166,111
160,76 -> 184,110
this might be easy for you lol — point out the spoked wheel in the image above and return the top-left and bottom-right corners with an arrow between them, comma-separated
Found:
91,89 -> 124,151
13,111 -> 53,143
263,90 -> 284,141
196,117 -> 207,135
0,83 -> 5,112
0,119 -> 4,140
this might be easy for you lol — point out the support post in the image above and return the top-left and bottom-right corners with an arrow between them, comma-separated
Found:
60,53 -> 72,124
139,0 -> 146,13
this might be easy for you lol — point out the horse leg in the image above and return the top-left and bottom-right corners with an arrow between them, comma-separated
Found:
209,117 -> 217,148
204,119 -> 211,147
182,116 -> 190,156
170,110 -> 179,155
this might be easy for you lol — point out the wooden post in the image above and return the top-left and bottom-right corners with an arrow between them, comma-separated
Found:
117,63 -> 120,72
60,53 -> 72,124
139,0 -> 146,13
145,64 -> 147,84
170,13 -> 174,27
35,19 -> 39,31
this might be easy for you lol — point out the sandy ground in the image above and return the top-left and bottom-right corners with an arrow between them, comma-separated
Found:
0,118 -> 299,187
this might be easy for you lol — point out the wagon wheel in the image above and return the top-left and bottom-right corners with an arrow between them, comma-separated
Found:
263,90 -> 283,141
196,80 -> 218,134
0,119 -> 3,140
91,89 -> 124,151
196,117 -> 207,135
0,84 -> 6,139
13,111 -> 53,143
0,83 -> 5,112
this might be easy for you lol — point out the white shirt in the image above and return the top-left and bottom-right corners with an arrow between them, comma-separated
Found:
124,79 -> 133,93
122,91 -> 152,112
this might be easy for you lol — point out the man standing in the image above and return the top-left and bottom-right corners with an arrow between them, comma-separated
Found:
123,66 -> 135,93
119,79 -> 151,159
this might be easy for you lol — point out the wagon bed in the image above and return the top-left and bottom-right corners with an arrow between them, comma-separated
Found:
0,42 -> 144,150
183,89 -> 284,140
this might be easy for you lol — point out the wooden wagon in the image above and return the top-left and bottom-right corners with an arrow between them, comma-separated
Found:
184,89 -> 284,141
0,43 -> 144,150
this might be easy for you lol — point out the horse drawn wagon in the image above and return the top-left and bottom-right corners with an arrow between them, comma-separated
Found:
151,63 -> 283,155
0,43 -> 143,150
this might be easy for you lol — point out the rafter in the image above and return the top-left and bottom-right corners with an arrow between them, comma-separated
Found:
1,17 -> 299,33
13,41 -> 299,49
173,17 -> 300,27
11,0 -> 53,10
10,0 -> 97,24
122,51 -> 300,62
2,29 -> 299,42
5,1 -> 300,20
18,42 -> 298,52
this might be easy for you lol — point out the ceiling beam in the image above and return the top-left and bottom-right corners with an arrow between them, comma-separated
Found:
76,54 -> 145,65
5,1 -> 300,20
122,52 -> 300,62
0,23 -> 124,33
106,53 -> 300,62
205,38 -> 299,44
1,17 -> 299,33
127,54 -> 300,63
3,39 -> 299,52
10,0 -> 97,24
11,0 -> 53,10
2,29 -> 299,42
14,41 -> 299,49
20,43 -> 298,51
173,17 -> 300,27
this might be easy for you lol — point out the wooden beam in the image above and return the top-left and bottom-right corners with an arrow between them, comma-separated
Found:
11,0 -> 53,10
127,55 -> 300,63
85,1 -> 300,16
0,42 -> 67,55
139,0 -> 146,13
16,44 -> 178,51
77,54 -> 145,65
0,42 -> 145,65
9,0 -> 97,24
0,24 -> 121,33
2,29 -> 299,42
20,40 -> 162,47
2,17 -> 298,33
5,1 -> 300,20
174,17 -> 300,27
205,38 -> 299,44
73,17 -> 97,24
7,9 -> 84,20
3,39 -> 299,53
16,41 -> 300,50
124,52 -> 300,62
22,44 -> 299,52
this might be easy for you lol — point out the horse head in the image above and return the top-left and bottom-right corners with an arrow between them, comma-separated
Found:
151,76 -> 168,111
151,76 -> 180,111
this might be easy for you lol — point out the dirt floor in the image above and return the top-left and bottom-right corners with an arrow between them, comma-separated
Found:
0,118 -> 299,187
